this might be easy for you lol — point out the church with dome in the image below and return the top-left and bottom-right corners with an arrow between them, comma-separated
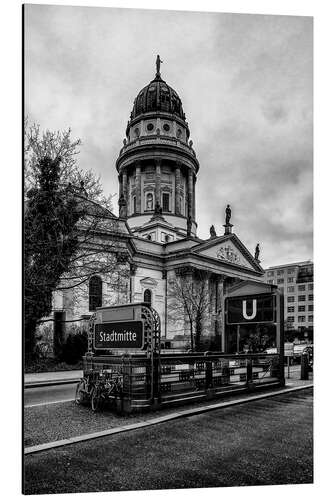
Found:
52,57 -> 266,351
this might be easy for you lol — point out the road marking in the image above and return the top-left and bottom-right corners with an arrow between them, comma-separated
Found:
24,384 -> 313,455
25,398 -> 74,408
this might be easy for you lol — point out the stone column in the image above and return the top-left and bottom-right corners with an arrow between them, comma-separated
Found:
175,163 -> 181,215
192,175 -> 196,221
135,162 -> 142,214
122,170 -> 128,214
119,174 -> 123,198
216,276 -> 226,352
155,159 -> 162,207
187,169 -> 193,219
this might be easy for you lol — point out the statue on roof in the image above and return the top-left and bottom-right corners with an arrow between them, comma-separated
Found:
154,200 -> 162,215
225,204 -> 232,225
210,225 -> 217,238
156,54 -> 163,77
255,243 -> 260,261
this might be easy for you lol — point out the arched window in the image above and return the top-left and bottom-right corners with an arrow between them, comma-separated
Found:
162,192 -> 170,212
143,289 -> 152,305
89,276 -> 102,311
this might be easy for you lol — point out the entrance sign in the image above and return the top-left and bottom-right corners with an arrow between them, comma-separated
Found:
226,293 -> 276,325
94,320 -> 144,350
284,343 -> 294,357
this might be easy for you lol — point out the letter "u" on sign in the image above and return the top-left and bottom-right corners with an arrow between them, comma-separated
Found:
242,299 -> 257,320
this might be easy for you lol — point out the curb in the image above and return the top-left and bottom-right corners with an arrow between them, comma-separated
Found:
25,379 -> 80,388
24,383 -> 313,455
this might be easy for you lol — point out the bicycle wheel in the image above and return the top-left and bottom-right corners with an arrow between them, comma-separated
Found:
75,379 -> 86,405
91,385 -> 103,412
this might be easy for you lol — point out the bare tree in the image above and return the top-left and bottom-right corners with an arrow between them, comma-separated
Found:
168,267 -> 212,351
24,122 -> 128,361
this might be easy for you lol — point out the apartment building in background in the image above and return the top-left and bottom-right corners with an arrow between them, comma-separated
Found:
264,261 -> 313,340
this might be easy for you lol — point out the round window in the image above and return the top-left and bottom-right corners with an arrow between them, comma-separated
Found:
163,123 -> 170,132
147,123 -> 154,132
177,128 -> 182,138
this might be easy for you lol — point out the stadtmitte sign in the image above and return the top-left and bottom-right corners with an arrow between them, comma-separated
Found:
94,321 -> 144,350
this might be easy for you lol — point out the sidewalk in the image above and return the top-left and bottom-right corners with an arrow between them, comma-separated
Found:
24,370 -> 83,387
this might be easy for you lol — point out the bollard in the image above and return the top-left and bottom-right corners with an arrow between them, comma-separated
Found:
300,353 -> 309,380
246,357 -> 254,391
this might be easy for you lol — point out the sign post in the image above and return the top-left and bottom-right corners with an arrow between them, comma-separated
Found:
284,342 -> 294,378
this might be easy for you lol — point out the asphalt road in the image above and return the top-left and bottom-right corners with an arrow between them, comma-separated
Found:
24,388 -> 313,494
24,383 -> 76,407
24,364 -> 301,407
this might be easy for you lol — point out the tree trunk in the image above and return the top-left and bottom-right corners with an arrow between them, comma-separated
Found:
25,319 -> 38,364
189,320 -> 194,351
195,314 -> 202,351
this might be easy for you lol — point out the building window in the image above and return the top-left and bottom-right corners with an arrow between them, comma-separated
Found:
147,123 -> 154,132
89,276 -> 102,311
163,123 -> 170,132
298,305 -> 306,312
308,284 -> 313,291
277,278 -> 284,284
287,296 -> 295,303
267,271 -> 274,277
288,277 -> 294,283
308,315 -> 313,322
267,279 -> 274,284
287,286 -> 294,293
277,270 -> 284,276
308,304 -> 313,312
287,316 -> 294,322
298,295 -> 306,302
288,268 -> 295,274
287,306 -> 294,313
143,289 -> 152,305
146,192 -> 154,211
132,195 -> 136,214
162,192 -> 170,212
298,285 -> 306,291
298,316 -> 305,323
308,294 -> 313,301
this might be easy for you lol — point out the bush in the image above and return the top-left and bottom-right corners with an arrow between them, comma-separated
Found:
61,330 -> 88,365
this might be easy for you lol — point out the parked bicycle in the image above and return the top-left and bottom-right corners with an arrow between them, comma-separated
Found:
90,372 -> 123,412
75,370 -> 123,412
75,371 -> 96,405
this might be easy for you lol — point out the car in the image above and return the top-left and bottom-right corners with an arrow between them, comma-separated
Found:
265,347 -> 278,355
293,343 -> 312,361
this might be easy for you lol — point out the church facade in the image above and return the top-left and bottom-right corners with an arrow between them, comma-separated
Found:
52,59 -> 265,350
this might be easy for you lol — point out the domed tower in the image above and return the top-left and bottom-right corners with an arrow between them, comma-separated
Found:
116,56 -> 199,243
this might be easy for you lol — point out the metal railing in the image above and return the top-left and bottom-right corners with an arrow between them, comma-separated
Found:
82,352 -> 282,413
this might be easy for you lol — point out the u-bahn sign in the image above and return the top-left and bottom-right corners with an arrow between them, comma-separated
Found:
226,293 -> 276,325
94,320 -> 144,350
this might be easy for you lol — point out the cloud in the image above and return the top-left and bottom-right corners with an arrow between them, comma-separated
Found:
24,6 -> 313,268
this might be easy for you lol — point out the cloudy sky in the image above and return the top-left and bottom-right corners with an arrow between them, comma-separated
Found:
24,5 -> 313,268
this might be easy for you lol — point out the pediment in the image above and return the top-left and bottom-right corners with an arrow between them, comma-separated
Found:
140,277 -> 158,288
227,280 -> 276,297
192,234 -> 263,273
